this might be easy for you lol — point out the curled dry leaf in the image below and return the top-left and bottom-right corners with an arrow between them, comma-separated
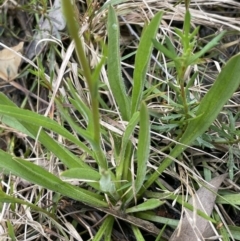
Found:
170,173 -> 228,241
0,42 -> 24,81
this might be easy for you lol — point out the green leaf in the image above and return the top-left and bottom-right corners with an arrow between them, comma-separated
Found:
69,97 -> 94,132
165,36 -> 177,58
0,93 -> 34,137
54,99 -> 96,145
183,10 -> 191,41
131,11 -> 163,115
174,28 -> 184,39
120,142 -> 134,189
63,0 -> 106,169
135,103 -> 150,191
120,112 -> 140,155
126,103 -> 150,203
136,211 -> 179,227
228,225 -> 240,240
61,168 -> 101,190
131,225 -> 145,241
188,31 -> 226,64
0,150 -> 107,208
126,199 -> 164,213
66,79 -> 94,131
180,53 -> 240,146
26,124 -> 88,169
107,6 -> 130,121
0,105 -> 93,155
140,53 -> 240,195
156,223 -> 168,241
7,220 -> 16,241
186,71 -> 198,89
92,215 -> 114,241
217,193 -> 240,205
152,39 -> 177,60
104,215 -> 115,241
0,93 -> 89,169
92,44 -> 107,86
116,111 -> 139,181
189,26 -> 200,40
61,168 -> 101,181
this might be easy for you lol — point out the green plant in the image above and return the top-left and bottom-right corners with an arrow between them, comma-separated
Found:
0,2 -> 240,240
138,10 -> 240,195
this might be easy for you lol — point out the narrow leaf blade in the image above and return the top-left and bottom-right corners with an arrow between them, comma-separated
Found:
131,11 -> 163,115
189,31 -> 226,64
135,103 -> 150,194
0,105 -> 92,155
126,199 -> 164,213
0,150 -> 107,207
0,93 -> 88,168
107,6 -> 130,120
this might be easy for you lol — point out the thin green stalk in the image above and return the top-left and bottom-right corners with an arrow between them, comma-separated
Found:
62,0 -> 107,169
179,79 -> 189,118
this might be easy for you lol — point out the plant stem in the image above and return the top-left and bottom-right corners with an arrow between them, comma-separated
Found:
62,0 -> 107,169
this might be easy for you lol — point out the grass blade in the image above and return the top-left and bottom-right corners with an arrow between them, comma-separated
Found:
124,102 -> 150,203
116,111 -> 139,182
131,11 -> 163,115
188,31 -> 226,64
152,38 -> 177,60
107,6 -> 130,120
92,215 -> 114,241
61,168 -> 101,190
0,150 -> 107,207
126,199 -> 164,213
135,103 -> 150,192
26,125 -> 89,169
0,105 -> 93,154
131,225 -> 145,241
0,93 -> 91,168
